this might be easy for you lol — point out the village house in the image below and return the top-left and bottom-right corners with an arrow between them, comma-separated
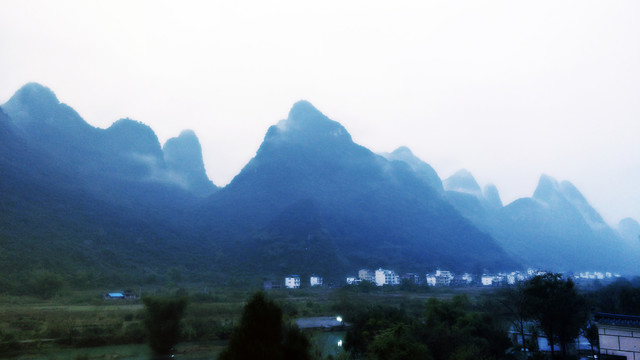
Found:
481,275 -> 495,286
285,275 -> 301,289
310,275 -> 323,287
425,274 -> 437,286
435,270 -> 453,286
374,268 -> 399,286
345,276 -> 360,285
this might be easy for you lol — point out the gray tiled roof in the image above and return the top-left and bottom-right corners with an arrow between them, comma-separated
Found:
595,312 -> 640,328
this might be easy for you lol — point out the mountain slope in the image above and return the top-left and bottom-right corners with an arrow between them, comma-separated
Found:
198,101 -> 516,275
2,83 -> 216,204
389,150 -> 637,273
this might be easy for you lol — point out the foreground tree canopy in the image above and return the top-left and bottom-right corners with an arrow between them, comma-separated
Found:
345,295 -> 512,360
219,291 -> 311,360
143,296 -> 188,355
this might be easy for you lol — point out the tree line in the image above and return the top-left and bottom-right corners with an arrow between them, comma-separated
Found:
124,274 -> 640,359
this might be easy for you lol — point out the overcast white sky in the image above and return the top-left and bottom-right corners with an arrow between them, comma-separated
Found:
1,1 -> 638,224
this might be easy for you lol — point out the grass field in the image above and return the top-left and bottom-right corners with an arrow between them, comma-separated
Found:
0,284 -> 497,359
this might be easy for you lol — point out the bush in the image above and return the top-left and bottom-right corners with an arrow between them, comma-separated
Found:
143,296 -> 188,355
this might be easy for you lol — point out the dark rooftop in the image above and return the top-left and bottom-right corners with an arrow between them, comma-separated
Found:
594,312 -> 640,328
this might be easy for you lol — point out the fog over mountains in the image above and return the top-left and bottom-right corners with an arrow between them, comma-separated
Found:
0,83 -> 638,283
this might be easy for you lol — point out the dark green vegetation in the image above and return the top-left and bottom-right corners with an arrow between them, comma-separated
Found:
521,274 -> 587,359
143,296 -> 188,355
220,292 -> 311,360
344,296 -> 511,360
586,277 -> 640,315
3,276 -> 640,359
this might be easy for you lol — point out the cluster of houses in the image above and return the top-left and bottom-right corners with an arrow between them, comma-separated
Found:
344,268 -> 542,287
264,275 -> 324,289
264,268 -> 622,290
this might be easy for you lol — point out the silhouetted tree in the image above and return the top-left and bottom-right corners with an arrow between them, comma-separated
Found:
524,273 -> 588,359
420,296 -> 512,360
219,291 -> 311,360
499,283 -> 532,353
143,296 -> 188,355
581,321 -> 599,358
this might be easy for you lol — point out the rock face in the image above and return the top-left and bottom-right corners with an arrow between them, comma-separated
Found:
198,100 -> 516,276
390,151 -> 638,273
163,130 -> 217,197
444,169 -> 483,198
0,83 -> 220,282
381,146 -> 443,192
1,83 -> 216,200
618,218 -> 640,248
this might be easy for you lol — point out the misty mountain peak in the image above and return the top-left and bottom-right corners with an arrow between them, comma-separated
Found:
382,146 -> 443,191
483,184 -> 503,208
266,100 -> 352,145
163,129 -> 216,196
163,130 -> 204,168
2,82 -> 89,132
532,174 -> 562,203
560,180 -> 608,229
8,83 -> 59,110
106,118 -> 163,158
391,146 -> 414,158
288,100 -> 324,121
444,169 -> 482,197
618,218 -> 640,245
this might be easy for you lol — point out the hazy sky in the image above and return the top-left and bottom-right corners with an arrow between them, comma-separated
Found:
1,1 -> 638,224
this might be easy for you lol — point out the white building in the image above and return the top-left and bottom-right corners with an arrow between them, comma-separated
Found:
435,270 -> 453,286
346,276 -> 360,285
285,275 -> 300,289
426,274 -> 437,286
481,275 -> 494,286
358,269 -> 375,282
374,268 -> 399,286
461,273 -> 473,284
310,275 -> 323,287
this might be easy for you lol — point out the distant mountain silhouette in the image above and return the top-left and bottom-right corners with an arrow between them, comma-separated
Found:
2,83 -> 216,204
389,152 -> 638,273
618,218 -> 640,249
1,83 -> 636,286
381,147 -> 443,192
197,101 -> 516,275
163,130 -> 217,197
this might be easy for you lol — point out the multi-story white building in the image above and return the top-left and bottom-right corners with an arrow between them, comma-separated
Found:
285,275 -> 301,289
374,268 -> 399,286
435,269 -> 453,286
426,274 -> 437,286
310,275 -> 323,287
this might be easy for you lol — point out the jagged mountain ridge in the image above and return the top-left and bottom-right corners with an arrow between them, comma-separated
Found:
196,100 -> 516,276
389,150 -> 637,273
1,85 -> 517,283
1,82 -> 637,283
2,83 -> 217,203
